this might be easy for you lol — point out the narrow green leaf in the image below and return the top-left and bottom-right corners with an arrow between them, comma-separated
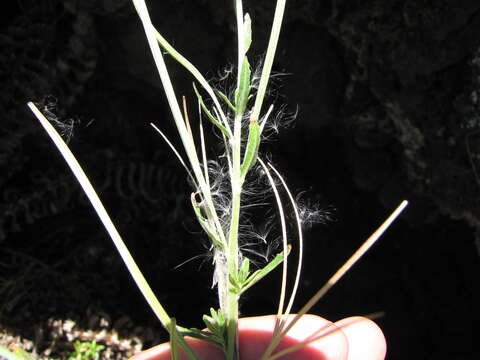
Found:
210,307 -> 219,322
250,0 -> 286,122
151,26 -> 230,134
229,273 -> 242,294
199,309 -> 227,347
217,90 -> 236,112
191,193 -> 224,249
193,83 -> 230,137
177,327 -> 223,348
216,308 -> 225,326
203,315 -> 215,332
169,318 -> 180,360
240,119 -> 261,178
241,245 -> 291,294
240,257 -> 250,281
27,103 -> 205,357
207,308 -> 225,329
244,13 -> 252,53
235,57 -> 251,116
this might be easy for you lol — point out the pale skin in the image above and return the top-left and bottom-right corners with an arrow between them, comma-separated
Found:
130,314 -> 386,360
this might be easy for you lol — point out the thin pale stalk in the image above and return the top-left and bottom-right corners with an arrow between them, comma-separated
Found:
268,313 -> 385,360
198,107 -> 220,241
262,200 -> 409,359
198,105 -> 210,192
268,162 -> 303,321
259,104 -> 274,134
183,96 -> 194,138
182,97 -> 206,196
150,123 -> 198,190
28,102 -> 199,360
214,107 -> 233,172
266,321 -> 338,360
258,158 -> 288,318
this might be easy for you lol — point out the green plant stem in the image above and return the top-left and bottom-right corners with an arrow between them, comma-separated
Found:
221,2 -> 250,358
223,1 -> 250,357
251,0 -> 286,122
132,0 -> 226,248
225,143 -> 241,359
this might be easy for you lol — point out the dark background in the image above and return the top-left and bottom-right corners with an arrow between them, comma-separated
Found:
1,1 -> 479,359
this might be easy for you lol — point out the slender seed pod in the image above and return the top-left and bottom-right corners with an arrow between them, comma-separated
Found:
240,118 -> 261,179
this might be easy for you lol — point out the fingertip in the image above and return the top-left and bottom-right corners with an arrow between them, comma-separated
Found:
129,342 -> 171,360
334,316 -> 387,360
239,315 -> 348,360
129,338 -> 224,360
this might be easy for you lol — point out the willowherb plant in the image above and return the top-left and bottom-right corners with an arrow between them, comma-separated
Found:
27,0 -> 408,359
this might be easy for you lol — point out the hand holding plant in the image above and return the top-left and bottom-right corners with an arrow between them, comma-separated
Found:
131,315 -> 386,360
27,0 -> 407,359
